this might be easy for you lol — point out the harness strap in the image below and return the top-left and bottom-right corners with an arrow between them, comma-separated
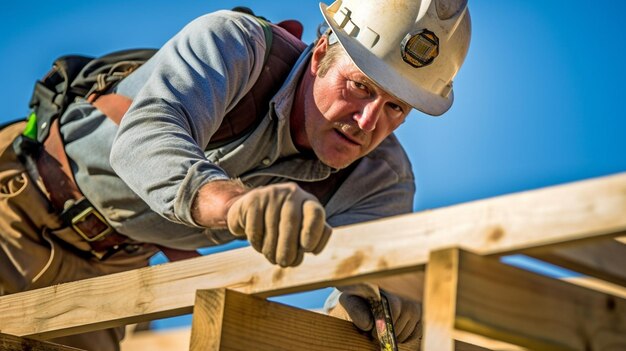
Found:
37,119 -> 128,258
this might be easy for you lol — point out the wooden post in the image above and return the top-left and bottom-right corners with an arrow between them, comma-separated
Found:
0,333 -> 85,351
422,248 -> 459,351
190,288 -> 386,351
422,248 -> 626,351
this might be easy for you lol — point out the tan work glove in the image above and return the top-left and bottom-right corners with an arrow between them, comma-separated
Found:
226,182 -> 332,267
327,287 -> 422,344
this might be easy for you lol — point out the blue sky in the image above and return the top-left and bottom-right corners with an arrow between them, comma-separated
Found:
2,0 -> 625,329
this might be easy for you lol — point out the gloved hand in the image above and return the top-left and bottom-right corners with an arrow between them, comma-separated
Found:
226,182 -> 332,267
327,286 -> 422,344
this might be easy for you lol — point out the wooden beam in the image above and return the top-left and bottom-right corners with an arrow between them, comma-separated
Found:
1,172 -> 626,339
119,324 -> 496,351
561,276 -> 626,299
422,248 -> 626,351
369,270 -> 425,303
452,330 -> 528,351
189,289 -> 484,351
120,328 -> 191,351
189,288 -> 421,351
0,333 -> 85,351
527,237 -> 626,287
422,248 -> 457,351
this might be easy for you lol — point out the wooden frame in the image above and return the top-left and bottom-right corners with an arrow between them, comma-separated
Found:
188,288 -> 497,351
1,172 -> 625,350
0,333 -> 85,351
422,248 -> 626,351
189,288 -> 410,351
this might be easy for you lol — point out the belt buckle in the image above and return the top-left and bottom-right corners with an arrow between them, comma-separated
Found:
71,206 -> 112,242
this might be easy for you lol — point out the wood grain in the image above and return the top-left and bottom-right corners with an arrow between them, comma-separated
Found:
0,333 -> 85,351
189,289 -> 419,351
424,248 -> 626,351
1,172 -> 625,340
120,328 -> 191,351
527,237 -> 626,287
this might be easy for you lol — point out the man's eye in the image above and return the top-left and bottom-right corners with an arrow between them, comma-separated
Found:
351,80 -> 369,93
388,103 -> 404,114
349,81 -> 371,99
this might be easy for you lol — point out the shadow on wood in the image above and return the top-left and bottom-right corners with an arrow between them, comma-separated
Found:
0,332 -> 85,351
423,248 -> 626,351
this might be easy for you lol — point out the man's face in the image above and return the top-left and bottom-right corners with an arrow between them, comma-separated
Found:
299,39 -> 411,169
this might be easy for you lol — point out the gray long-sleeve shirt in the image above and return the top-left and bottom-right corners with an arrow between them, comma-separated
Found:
60,10 -> 415,250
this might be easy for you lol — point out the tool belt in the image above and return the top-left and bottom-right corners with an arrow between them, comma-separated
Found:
15,119 -> 130,259
13,118 -> 201,261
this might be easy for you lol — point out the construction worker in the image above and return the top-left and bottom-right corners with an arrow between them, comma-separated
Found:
0,0 -> 470,350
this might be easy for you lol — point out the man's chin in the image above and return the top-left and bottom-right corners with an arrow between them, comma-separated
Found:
311,144 -> 363,169
317,154 -> 357,170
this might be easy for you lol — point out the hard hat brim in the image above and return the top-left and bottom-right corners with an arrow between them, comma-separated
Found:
319,2 -> 453,116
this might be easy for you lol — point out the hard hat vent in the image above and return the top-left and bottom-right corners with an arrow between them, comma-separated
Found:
401,30 -> 439,68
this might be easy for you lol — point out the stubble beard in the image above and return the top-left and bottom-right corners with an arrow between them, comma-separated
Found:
307,121 -> 369,170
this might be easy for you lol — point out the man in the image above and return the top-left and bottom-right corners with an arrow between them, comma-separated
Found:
0,0 -> 470,349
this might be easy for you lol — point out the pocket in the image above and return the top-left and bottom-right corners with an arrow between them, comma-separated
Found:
0,121 -> 26,164
0,122 -> 62,232
0,169 -> 61,232
28,230 -> 98,290
0,170 -> 26,197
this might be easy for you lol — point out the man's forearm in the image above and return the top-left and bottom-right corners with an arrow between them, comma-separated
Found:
191,179 -> 248,228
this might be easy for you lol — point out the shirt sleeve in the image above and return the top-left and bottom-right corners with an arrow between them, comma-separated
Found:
110,10 -> 267,226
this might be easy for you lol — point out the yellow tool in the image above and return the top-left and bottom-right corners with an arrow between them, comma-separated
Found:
368,287 -> 399,351
340,283 -> 399,351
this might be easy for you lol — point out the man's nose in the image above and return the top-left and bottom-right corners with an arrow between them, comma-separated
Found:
353,99 -> 384,132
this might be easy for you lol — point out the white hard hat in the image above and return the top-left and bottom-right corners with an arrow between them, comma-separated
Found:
319,0 -> 471,116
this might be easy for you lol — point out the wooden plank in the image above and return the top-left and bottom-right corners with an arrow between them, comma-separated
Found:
424,248 -> 626,351
527,237 -> 626,287
561,277 -> 626,299
369,270 -> 425,303
0,332 -> 85,351
453,330 -> 528,351
120,328 -> 191,351
421,250 -> 525,351
189,288 -> 421,351
369,268 -> 626,306
453,341 -> 493,351
1,172 -> 626,339
422,248 -> 458,351
119,326 -> 496,351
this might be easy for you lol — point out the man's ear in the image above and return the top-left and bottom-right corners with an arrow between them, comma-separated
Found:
310,36 -> 329,76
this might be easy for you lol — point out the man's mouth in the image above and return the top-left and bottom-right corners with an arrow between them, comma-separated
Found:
334,129 -> 362,146
333,123 -> 366,146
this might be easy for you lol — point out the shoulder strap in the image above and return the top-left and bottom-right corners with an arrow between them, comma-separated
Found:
92,22 -> 307,149
28,55 -> 94,143
255,18 -> 273,63
207,22 -> 306,148
24,50 -> 156,144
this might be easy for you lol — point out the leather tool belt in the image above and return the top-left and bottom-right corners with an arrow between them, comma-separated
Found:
33,119 -> 130,259
17,118 -> 200,261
